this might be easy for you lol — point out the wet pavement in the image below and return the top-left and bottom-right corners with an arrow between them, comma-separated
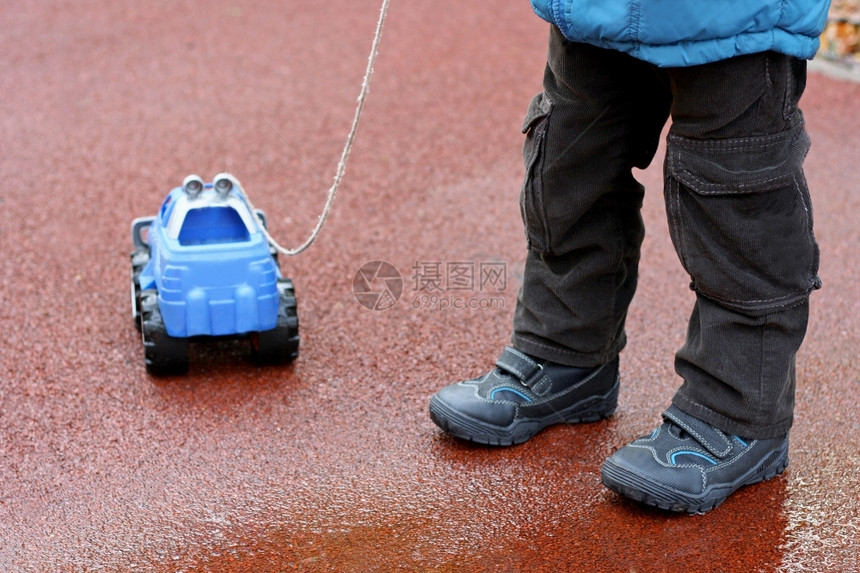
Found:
1,1 -> 858,571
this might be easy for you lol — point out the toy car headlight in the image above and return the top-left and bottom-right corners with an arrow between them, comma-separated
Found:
182,174 -> 204,198
213,173 -> 238,199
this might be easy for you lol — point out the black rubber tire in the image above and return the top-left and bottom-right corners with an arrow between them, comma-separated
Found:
140,290 -> 189,376
252,278 -> 299,364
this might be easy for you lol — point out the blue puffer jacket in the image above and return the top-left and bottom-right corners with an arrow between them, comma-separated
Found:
530,0 -> 831,67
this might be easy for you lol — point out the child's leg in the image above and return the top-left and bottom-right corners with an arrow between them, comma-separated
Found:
663,53 -> 821,439
427,30 -> 671,445
601,53 -> 821,513
512,27 -> 671,368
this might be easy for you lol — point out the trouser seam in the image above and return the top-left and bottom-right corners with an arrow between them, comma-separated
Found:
793,172 -> 821,291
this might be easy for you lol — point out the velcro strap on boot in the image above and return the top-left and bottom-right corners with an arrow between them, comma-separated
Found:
495,346 -> 551,395
663,405 -> 733,459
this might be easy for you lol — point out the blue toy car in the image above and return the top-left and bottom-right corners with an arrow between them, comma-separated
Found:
131,173 -> 299,375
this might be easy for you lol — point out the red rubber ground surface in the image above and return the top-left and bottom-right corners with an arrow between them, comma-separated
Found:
1,1 -> 858,571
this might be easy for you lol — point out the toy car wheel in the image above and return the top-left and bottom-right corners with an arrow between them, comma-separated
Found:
130,248 -> 150,331
252,278 -> 299,364
140,290 -> 189,376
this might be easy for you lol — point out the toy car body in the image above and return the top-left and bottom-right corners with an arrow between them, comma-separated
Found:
131,173 -> 298,375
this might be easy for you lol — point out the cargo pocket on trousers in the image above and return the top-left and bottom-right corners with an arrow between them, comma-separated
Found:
520,91 -> 554,253
664,124 -> 821,315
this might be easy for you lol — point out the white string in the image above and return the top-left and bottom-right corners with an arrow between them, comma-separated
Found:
244,0 -> 392,256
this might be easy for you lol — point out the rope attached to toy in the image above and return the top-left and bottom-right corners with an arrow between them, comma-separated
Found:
244,0 -> 391,256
